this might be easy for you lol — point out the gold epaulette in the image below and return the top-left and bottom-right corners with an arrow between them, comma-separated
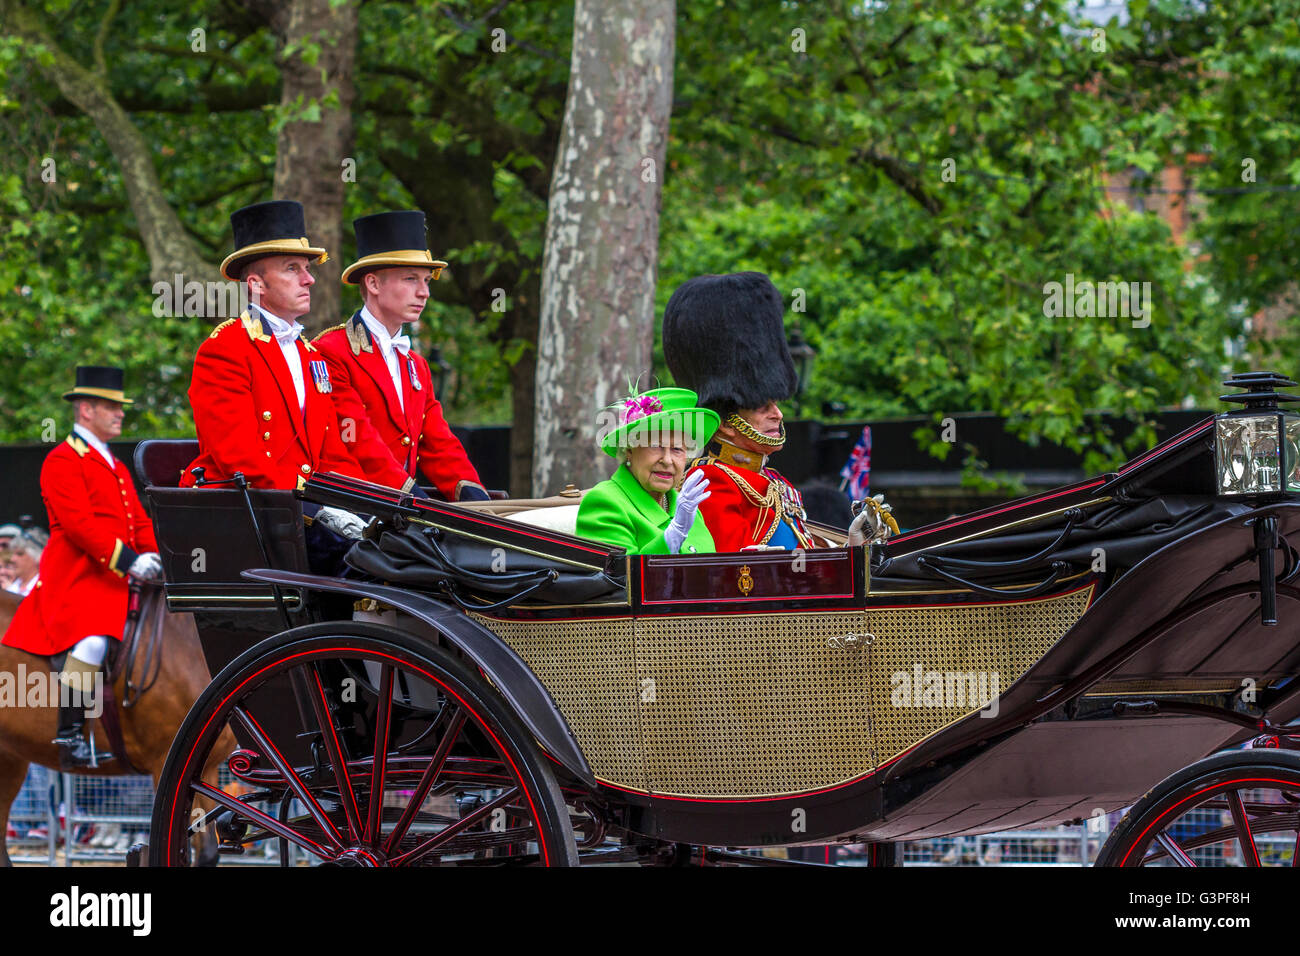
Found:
688,453 -> 716,470
312,323 -> 345,345
208,318 -> 236,339
345,316 -> 372,355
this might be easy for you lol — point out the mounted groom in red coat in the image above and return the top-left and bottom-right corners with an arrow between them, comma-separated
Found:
2,367 -> 163,767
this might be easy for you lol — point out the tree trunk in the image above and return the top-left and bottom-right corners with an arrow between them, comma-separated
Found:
264,0 -> 358,335
4,0 -> 218,290
532,0 -> 676,496
507,274 -> 541,497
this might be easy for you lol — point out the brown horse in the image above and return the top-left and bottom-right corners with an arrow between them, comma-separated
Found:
0,589 -> 233,865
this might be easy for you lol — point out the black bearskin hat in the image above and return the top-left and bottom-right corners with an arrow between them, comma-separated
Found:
662,272 -> 797,418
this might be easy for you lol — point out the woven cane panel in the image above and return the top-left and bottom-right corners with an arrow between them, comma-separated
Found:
865,586 -> 1094,768
473,586 -> 1092,799
632,611 -> 876,797
470,614 -> 646,790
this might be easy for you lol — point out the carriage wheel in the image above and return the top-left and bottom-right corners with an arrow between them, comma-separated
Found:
1095,750 -> 1300,867
149,621 -> 578,866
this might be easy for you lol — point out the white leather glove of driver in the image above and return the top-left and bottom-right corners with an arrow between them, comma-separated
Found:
663,470 -> 711,554
315,506 -> 366,540
847,494 -> 899,547
128,551 -> 163,581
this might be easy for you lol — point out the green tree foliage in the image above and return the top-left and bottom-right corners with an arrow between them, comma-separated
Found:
662,0 -> 1268,476
0,1 -> 570,460
1115,0 -> 1300,367
2,0 -> 1297,487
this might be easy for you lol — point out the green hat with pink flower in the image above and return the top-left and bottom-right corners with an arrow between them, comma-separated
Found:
598,387 -> 720,458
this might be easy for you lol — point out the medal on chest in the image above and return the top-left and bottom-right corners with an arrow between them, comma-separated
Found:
771,473 -> 806,525
309,359 -> 332,394
407,356 -> 422,390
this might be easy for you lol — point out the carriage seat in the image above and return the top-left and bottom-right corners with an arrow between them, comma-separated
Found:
133,439 -> 200,488
135,439 -> 310,588
463,488 -> 588,537
506,504 -> 581,536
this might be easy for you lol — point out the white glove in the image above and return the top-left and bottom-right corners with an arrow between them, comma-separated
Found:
847,494 -> 898,546
663,470 -> 711,554
128,551 -> 163,581
315,506 -> 366,540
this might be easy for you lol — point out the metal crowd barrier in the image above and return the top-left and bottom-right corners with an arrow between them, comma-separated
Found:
899,824 -> 1096,866
11,771 -> 1293,866
6,767 -> 297,865
61,773 -> 154,863
6,765 -> 59,865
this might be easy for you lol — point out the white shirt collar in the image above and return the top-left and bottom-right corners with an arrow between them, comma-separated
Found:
254,305 -> 303,341
359,306 -> 405,355
73,424 -> 116,468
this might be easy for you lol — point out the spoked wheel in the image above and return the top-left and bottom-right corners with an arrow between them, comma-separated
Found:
1095,750 -> 1300,867
149,621 -> 578,867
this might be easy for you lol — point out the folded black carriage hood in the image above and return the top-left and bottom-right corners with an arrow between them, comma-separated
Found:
872,416 -> 1231,586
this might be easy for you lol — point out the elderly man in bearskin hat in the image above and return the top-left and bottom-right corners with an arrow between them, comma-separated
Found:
312,210 -> 488,501
663,272 -> 895,552
182,200 -> 369,556
3,367 -> 162,767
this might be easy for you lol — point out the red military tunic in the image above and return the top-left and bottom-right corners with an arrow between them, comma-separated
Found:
313,312 -> 486,499
689,444 -> 813,553
182,310 -> 365,489
2,434 -> 157,656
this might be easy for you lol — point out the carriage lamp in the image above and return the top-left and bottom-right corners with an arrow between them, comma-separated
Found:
1215,372 -> 1300,628
1214,372 -> 1300,497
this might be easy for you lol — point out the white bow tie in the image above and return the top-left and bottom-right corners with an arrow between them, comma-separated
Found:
389,334 -> 410,355
273,323 -> 304,347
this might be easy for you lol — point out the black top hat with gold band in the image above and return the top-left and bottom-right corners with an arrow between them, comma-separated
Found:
62,366 -> 134,405
342,210 -> 448,285
219,200 -> 328,281
662,272 -> 797,419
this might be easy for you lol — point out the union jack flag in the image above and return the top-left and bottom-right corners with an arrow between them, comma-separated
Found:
838,425 -> 872,500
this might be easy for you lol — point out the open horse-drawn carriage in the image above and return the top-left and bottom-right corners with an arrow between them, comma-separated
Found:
139,373 -> 1300,867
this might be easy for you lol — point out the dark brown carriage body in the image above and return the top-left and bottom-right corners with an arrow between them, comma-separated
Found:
139,415 -> 1300,852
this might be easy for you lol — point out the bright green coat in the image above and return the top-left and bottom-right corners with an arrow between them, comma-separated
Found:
576,463 -> 716,555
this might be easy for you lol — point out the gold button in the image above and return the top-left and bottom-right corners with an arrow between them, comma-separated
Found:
301,464 -> 311,474
401,436 -> 411,446
266,452 -> 272,458
263,432 -> 270,440
262,411 -> 271,421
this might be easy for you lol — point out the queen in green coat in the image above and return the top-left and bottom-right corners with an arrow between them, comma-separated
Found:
576,388 -> 719,555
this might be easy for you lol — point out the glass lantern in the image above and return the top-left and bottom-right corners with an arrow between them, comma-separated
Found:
1215,372 -> 1300,497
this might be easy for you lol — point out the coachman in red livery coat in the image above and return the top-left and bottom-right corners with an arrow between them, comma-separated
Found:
3,366 -> 162,767
182,200 -> 365,493
313,210 -> 488,501
182,308 -> 365,490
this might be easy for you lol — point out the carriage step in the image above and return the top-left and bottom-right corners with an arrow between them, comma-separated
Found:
125,842 -> 147,868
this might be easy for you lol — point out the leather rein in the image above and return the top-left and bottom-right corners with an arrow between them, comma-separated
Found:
115,580 -> 167,708
100,581 -> 167,773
